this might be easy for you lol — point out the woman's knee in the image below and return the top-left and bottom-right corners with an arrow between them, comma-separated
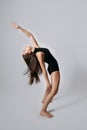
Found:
50,87 -> 58,97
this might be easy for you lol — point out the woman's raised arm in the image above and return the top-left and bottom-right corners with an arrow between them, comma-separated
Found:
12,23 -> 39,48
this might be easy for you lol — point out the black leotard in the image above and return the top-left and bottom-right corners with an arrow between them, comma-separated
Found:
34,47 -> 59,75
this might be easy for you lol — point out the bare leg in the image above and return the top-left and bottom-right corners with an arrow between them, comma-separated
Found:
42,88 -> 52,103
40,71 -> 60,118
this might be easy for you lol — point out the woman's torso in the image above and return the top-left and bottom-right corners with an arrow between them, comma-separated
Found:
34,47 -> 56,63
34,47 -> 59,74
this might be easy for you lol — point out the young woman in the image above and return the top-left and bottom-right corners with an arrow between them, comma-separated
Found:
12,23 -> 60,118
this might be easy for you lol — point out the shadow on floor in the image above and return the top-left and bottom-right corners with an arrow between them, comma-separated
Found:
49,67 -> 87,112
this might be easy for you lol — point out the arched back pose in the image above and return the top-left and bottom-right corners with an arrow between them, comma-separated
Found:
12,23 -> 60,118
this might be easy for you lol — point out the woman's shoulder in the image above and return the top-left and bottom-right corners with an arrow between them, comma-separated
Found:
34,47 -> 48,55
34,47 -> 49,51
34,47 -> 42,54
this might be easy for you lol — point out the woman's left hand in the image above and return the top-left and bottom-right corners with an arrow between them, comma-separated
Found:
46,84 -> 52,94
12,22 -> 20,29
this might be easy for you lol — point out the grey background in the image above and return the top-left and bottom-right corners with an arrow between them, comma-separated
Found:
0,0 -> 87,129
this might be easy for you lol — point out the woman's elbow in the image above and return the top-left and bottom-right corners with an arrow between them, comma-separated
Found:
26,32 -> 32,38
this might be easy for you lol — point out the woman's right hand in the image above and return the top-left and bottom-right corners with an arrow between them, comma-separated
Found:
12,22 -> 20,29
46,83 -> 52,94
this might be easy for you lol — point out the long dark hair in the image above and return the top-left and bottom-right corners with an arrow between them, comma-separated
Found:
22,52 -> 42,85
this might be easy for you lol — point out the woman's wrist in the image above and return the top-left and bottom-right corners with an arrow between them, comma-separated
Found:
17,26 -> 21,29
46,81 -> 50,86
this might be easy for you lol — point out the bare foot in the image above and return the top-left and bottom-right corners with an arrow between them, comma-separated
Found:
40,110 -> 54,118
